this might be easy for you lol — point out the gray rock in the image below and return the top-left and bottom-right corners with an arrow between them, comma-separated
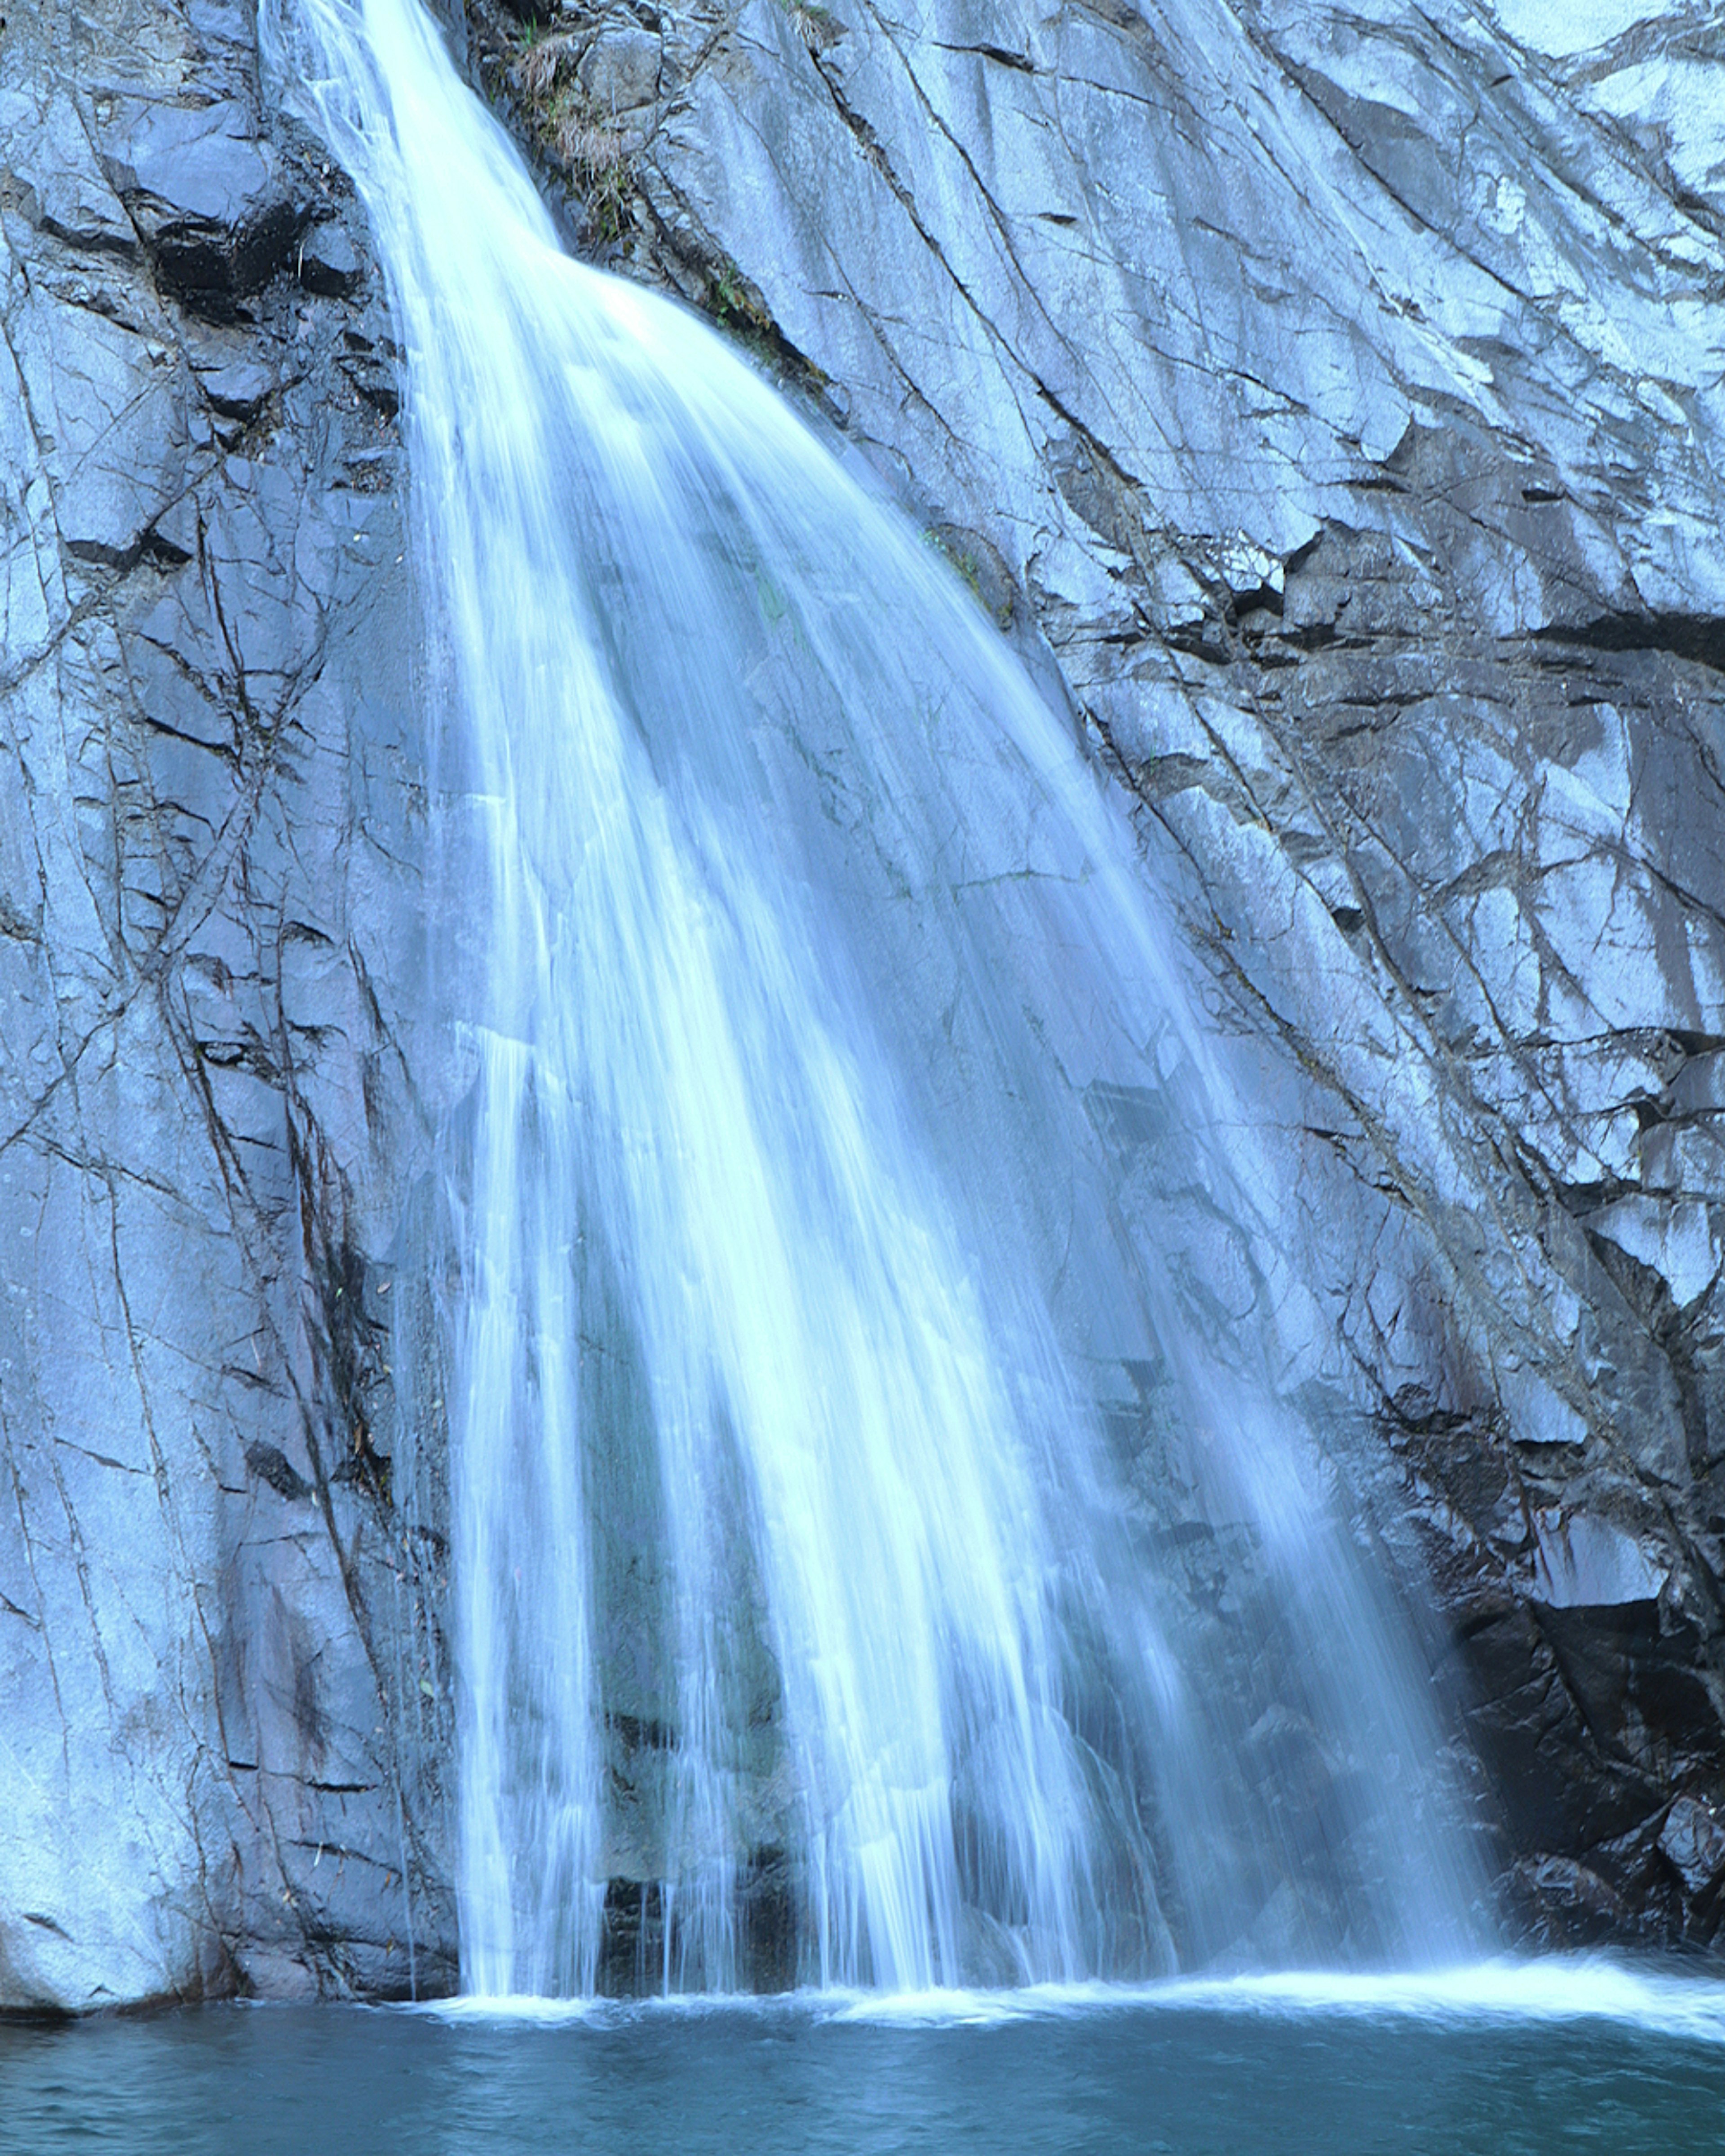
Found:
1660,1794 -> 1725,1900
579,25 -> 663,114
0,87 -> 136,252
1530,1512 -> 1670,1610
196,359 -> 276,418
94,58 -> 302,312
0,0 -> 456,2011
299,219 -> 361,297
7,279 -> 188,565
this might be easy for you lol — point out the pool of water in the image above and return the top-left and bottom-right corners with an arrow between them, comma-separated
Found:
4,1964 -> 1723,2154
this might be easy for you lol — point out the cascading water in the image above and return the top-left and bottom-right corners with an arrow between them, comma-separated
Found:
269,0 -> 1492,1995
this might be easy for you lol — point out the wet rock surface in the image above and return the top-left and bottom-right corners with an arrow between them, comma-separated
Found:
0,0 -> 456,2007
9,0 -> 1725,2000
484,0 -> 1725,1952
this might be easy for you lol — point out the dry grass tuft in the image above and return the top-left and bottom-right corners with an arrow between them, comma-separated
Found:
513,30 -> 578,103
785,0 -> 840,49
553,111 -> 629,175
504,23 -> 638,243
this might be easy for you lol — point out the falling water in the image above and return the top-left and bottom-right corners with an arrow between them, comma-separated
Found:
268,0 -> 1491,1994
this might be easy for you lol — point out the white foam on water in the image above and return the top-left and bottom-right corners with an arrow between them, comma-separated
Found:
408,1960 -> 1725,2046
412,1994 -> 616,2027
837,1959 -> 1725,2041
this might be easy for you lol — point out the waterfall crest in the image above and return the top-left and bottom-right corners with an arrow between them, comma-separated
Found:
268,0 -> 1491,1993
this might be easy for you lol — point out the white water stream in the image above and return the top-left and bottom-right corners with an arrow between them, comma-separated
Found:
270,0 -> 1490,1994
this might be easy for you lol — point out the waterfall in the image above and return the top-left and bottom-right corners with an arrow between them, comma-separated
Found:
268,0 -> 1491,1994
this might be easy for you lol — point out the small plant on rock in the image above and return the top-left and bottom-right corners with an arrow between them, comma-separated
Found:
709,257 -> 774,338
774,0 -> 840,50
555,106 -> 636,242
505,24 -> 639,246
512,27 -> 577,106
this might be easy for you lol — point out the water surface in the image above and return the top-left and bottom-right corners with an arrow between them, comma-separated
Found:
5,1965 -> 1723,2153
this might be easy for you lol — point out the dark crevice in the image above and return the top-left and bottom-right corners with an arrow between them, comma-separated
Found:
1534,614 -> 1725,674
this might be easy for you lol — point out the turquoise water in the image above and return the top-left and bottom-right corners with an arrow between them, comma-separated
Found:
5,1968 -> 1724,2153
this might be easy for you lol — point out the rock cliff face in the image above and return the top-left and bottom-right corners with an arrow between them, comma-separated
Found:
5,0 -> 1725,2006
0,0 -> 456,2006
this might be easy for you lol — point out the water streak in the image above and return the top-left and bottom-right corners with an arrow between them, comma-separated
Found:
269,0 -> 1491,1992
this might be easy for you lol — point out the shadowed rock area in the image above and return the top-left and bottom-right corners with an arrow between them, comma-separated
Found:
5,0 -> 1725,2006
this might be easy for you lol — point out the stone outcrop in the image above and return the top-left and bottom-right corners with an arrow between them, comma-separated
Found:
7,0 -> 1725,2005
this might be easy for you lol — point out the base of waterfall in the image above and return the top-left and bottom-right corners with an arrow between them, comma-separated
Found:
417,1955 -> 1725,2041
6,1961 -> 1721,2155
